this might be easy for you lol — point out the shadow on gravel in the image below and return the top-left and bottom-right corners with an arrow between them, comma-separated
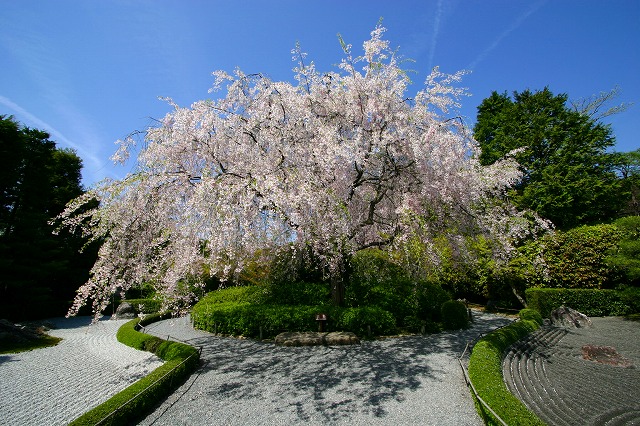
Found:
173,312 -> 513,423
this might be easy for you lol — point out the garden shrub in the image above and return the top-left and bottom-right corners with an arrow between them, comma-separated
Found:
618,286 -> 640,314
606,216 -> 640,286
518,308 -> 543,325
71,318 -> 199,425
264,281 -> 331,306
467,309 -> 545,426
191,293 -> 396,338
440,300 -> 469,330
198,285 -> 269,305
191,301 -> 339,338
347,249 -> 417,325
335,306 -> 396,337
415,281 -> 451,322
122,298 -> 162,314
541,224 -> 623,289
525,288 -> 631,318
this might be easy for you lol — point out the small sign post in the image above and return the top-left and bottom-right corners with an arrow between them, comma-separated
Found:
315,313 -> 327,332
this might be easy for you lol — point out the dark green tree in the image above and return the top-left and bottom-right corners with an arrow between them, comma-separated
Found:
611,149 -> 640,216
474,88 -> 622,229
0,115 -> 96,320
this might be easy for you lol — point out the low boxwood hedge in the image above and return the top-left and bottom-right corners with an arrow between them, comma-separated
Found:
525,288 -> 632,318
69,317 -> 199,426
467,309 -> 545,426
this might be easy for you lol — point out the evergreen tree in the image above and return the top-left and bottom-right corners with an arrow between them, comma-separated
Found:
0,115 -> 96,320
474,88 -> 622,229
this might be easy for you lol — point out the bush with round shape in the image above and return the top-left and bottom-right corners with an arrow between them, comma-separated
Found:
440,300 -> 469,330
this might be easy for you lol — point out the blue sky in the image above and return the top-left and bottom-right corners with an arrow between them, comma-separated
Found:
1,0 -> 638,186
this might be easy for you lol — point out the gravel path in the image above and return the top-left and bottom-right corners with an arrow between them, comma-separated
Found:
139,311 -> 513,426
0,316 -> 163,426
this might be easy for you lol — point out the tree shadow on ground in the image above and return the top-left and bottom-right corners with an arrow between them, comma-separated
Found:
176,312 -> 512,423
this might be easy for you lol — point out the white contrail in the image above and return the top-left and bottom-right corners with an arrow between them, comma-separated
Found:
427,0 -> 445,70
0,95 -> 106,183
468,0 -> 546,70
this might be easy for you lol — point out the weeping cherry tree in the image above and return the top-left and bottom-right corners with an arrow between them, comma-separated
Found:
56,26 -> 546,319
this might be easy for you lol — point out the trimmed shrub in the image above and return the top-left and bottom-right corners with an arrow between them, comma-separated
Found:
122,298 -> 162,314
191,301 -> 337,338
518,308 -> 543,325
336,306 -> 396,337
70,318 -> 199,425
264,281 -> 331,306
440,300 -> 469,330
525,288 -> 631,318
191,294 -> 396,338
606,216 -> 640,285
618,286 -> 640,314
198,285 -> 269,305
543,224 -> 623,289
416,281 -> 451,322
467,310 -> 545,426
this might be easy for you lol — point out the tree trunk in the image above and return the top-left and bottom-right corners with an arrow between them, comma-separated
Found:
331,273 -> 345,306
330,254 -> 351,306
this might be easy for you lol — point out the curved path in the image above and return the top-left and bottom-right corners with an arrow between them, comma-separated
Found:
503,317 -> 640,426
139,311 -> 513,426
0,316 -> 163,426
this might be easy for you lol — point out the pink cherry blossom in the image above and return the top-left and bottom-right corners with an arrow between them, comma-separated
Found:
55,25 -> 548,320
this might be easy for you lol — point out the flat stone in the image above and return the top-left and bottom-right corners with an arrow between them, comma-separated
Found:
274,331 -> 360,347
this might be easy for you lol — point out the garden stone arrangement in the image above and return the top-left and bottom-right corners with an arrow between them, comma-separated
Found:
274,331 -> 360,346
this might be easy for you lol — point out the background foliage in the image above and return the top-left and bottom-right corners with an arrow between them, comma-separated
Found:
0,116 -> 97,320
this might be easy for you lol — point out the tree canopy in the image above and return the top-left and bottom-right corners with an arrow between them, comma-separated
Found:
0,116 -> 94,320
473,88 -> 622,229
57,26 -> 547,318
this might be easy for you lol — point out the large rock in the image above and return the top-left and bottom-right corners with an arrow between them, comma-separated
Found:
275,331 -> 360,347
550,305 -> 592,328
112,302 -> 136,320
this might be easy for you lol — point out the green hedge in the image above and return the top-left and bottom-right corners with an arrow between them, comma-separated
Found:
69,317 -> 199,426
122,298 -> 163,314
336,306 -> 396,337
197,285 -> 270,305
525,288 -> 633,318
191,299 -> 396,339
467,309 -> 545,426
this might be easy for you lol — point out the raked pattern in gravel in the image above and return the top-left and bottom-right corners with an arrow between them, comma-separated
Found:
0,316 -> 163,426
139,311 -> 514,426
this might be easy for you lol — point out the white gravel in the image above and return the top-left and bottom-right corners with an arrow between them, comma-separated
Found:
0,316 -> 163,426
139,311 -> 513,426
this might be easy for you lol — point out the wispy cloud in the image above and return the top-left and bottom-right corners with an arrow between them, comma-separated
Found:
467,0 -> 546,70
427,0 -> 445,70
0,95 -> 107,184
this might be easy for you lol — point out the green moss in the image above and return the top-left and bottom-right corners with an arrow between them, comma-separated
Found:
0,335 -> 62,354
467,309 -> 546,426
69,317 -> 199,425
